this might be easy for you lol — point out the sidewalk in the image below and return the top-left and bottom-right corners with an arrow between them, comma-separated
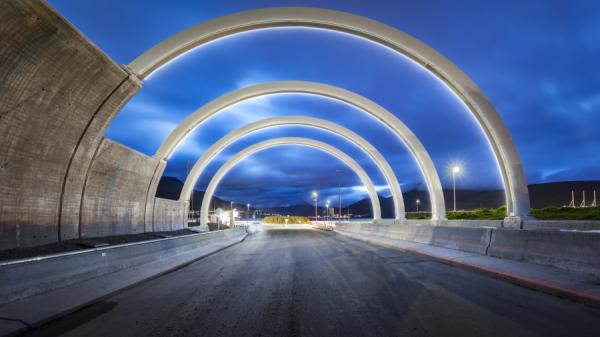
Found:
334,229 -> 600,307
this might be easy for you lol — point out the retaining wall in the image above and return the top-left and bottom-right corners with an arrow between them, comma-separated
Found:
0,0 -> 144,248
152,197 -> 186,232
79,139 -> 158,238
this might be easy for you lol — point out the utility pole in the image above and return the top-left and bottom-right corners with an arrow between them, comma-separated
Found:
568,190 -> 575,208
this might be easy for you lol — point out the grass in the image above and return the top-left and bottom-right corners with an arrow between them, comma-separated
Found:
531,207 -> 600,220
447,206 -> 507,220
442,206 -> 600,220
262,215 -> 310,224
406,212 -> 432,220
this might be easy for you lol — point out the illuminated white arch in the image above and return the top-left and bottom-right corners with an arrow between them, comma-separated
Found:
200,137 -> 381,225
132,7 -> 530,219
157,81 -> 445,220
180,116 -> 405,219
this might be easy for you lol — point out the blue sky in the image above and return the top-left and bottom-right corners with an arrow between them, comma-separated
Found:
50,0 -> 600,208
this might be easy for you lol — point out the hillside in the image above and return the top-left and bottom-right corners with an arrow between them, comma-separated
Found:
156,176 -> 600,216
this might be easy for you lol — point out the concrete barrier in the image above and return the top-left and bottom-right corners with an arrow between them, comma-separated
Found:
336,222 -> 600,277
487,229 -> 600,277
375,219 -> 504,228
523,220 -> 600,231
336,223 -> 493,255
0,228 -> 246,305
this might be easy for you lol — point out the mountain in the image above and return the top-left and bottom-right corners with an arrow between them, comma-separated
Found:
528,181 -> 600,208
155,176 -> 229,211
347,181 -> 600,217
156,176 -> 600,216
265,203 -> 317,216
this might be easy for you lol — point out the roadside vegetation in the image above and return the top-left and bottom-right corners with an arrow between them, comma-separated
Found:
531,207 -> 600,220
262,215 -> 310,224
443,206 -> 600,220
406,212 -> 432,220
447,206 -> 507,220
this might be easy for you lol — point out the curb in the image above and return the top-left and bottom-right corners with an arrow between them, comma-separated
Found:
335,230 -> 600,308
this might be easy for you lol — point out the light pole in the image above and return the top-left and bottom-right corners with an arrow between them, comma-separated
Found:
416,199 -> 420,212
326,200 -> 330,222
312,191 -> 318,221
246,203 -> 250,219
452,165 -> 461,212
336,169 -> 342,220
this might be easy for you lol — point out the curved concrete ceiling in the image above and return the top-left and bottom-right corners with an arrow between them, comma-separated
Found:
158,81 -> 444,220
130,7 -> 530,218
199,137 -> 382,225
179,116 -> 406,220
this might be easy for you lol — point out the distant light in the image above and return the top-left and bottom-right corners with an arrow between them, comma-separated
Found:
416,199 -> 420,204
312,191 -> 318,197
452,165 -> 461,174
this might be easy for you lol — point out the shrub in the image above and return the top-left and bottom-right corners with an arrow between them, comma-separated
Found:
262,215 -> 310,224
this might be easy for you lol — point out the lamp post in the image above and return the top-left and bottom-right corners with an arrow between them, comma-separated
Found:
416,199 -> 420,212
336,169 -> 342,220
326,200 -> 330,222
452,165 -> 461,212
246,203 -> 250,220
312,191 -> 318,221
230,201 -> 234,226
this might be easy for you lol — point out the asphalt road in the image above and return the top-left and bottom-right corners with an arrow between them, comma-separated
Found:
24,228 -> 600,337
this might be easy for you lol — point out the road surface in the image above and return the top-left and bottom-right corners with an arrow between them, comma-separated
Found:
24,227 -> 600,337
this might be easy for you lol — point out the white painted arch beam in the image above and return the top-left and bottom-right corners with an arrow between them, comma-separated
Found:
158,81 -> 445,220
132,7 -> 530,218
179,116 -> 406,219
200,137 -> 382,225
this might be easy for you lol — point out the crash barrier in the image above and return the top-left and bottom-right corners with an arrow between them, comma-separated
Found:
335,222 -> 493,254
0,228 -> 247,305
335,222 -> 600,277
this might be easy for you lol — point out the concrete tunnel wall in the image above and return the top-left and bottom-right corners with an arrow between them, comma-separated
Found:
0,0 -> 184,248
79,139 -> 185,237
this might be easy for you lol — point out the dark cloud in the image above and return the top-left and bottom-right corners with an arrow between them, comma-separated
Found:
50,0 -> 600,207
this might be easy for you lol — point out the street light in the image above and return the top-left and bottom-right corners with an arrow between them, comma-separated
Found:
326,200 -> 330,222
246,203 -> 250,219
416,199 -> 420,212
452,165 -> 461,212
312,191 -> 318,221
336,169 -> 342,220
